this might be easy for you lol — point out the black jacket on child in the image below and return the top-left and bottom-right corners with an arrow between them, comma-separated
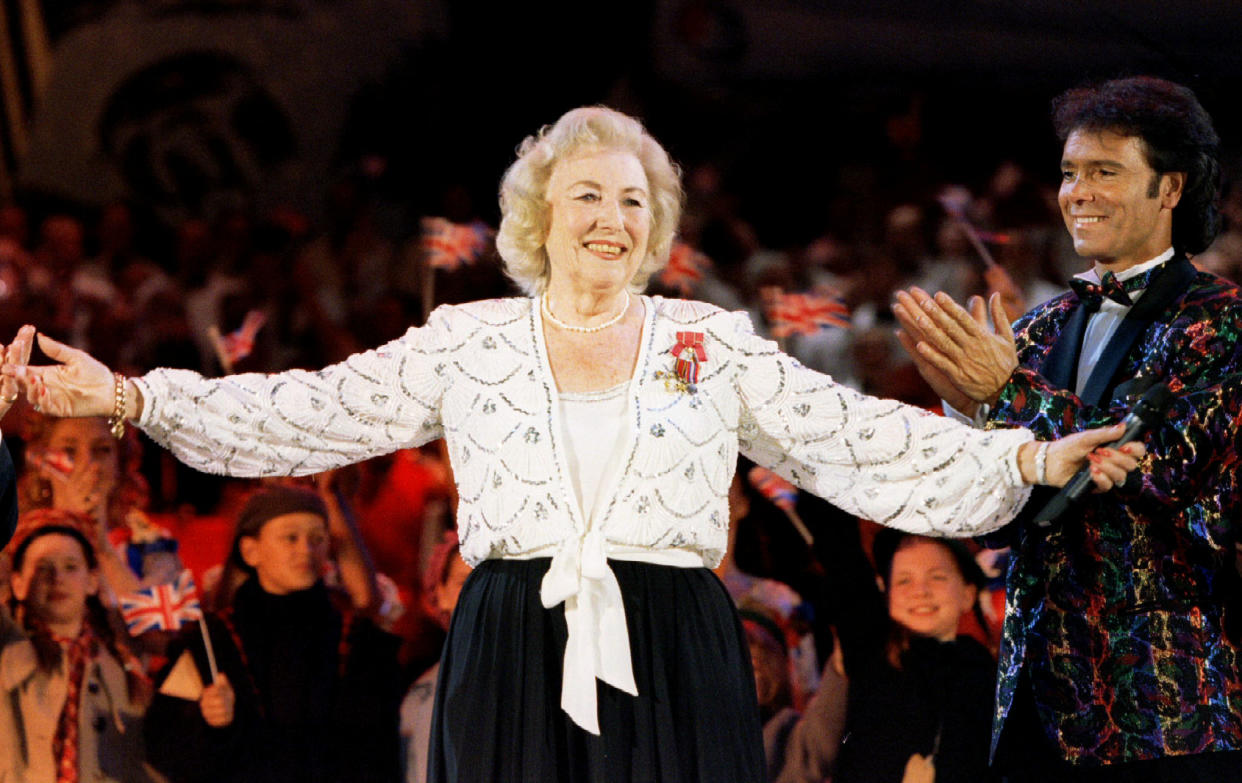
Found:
145,578 -> 402,783
833,634 -> 997,783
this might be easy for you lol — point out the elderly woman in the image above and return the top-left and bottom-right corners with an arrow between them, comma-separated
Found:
7,107 -> 1141,782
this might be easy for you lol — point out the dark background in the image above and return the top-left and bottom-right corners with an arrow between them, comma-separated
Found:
10,0 -> 1242,252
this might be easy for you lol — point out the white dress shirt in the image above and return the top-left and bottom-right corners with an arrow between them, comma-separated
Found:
1072,247 -> 1174,396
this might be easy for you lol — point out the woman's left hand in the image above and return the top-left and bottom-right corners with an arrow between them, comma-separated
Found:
1023,424 -> 1146,489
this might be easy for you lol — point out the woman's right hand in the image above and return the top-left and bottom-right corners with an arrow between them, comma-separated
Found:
3,331 -> 116,418
199,673 -> 236,728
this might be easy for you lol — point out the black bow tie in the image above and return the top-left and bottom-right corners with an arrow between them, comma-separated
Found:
1068,266 -> 1161,312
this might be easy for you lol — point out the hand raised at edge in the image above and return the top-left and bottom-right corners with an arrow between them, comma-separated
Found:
983,264 -> 1027,323
0,325 -> 35,420
3,331 -> 116,418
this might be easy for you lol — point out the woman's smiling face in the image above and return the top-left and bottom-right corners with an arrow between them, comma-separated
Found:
543,147 -> 651,296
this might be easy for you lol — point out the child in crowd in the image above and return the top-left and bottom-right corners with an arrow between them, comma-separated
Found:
778,530 -> 996,783
741,604 -> 802,781
144,485 -> 402,783
18,414 -> 182,595
0,509 -> 159,783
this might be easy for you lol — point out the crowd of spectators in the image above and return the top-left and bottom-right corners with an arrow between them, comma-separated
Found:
1,131 -> 1241,782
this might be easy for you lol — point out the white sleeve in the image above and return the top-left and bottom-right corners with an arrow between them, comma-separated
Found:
726,312 -> 1032,537
942,399 -> 991,428
133,308 -> 452,478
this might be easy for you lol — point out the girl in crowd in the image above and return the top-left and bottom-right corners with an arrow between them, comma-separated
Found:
779,530 -> 998,783
0,509 -> 159,783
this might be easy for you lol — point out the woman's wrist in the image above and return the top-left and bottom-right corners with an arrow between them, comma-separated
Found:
1016,441 -> 1046,485
124,379 -> 143,421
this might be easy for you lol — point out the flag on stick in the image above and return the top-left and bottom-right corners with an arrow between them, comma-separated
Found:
209,309 -> 267,373
27,449 -> 73,477
119,570 -> 202,635
937,186 -> 999,269
748,466 -> 798,513
121,569 -> 219,682
747,466 -> 814,546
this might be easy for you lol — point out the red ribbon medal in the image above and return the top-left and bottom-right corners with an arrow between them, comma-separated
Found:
670,331 -> 706,386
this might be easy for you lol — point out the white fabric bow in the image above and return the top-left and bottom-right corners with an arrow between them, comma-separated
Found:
539,529 -> 638,734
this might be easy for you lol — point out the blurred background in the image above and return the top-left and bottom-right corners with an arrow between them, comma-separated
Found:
3,0 -> 1242,505
2,0 -> 1241,722
5,1 -> 1242,250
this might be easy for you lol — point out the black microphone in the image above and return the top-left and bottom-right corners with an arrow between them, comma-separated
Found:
1033,382 -> 1174,527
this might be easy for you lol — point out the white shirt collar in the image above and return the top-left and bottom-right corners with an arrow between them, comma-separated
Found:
1075,247 -> 1175,285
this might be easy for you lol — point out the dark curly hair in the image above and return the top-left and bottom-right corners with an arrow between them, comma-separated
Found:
1052,76 -> 1221,255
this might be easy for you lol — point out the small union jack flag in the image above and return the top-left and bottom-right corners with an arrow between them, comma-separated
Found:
748,466 -> 798,513
119,570 -> 202,635
420,217 -> 493,271
762,287 -> 850,338
28,450 -> 74,477
658,242 -> 711,294
218,310 -> 267,366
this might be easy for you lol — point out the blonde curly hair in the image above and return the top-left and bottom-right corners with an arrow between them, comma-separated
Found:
19,414 -> 149,525
496,106 -> 684,295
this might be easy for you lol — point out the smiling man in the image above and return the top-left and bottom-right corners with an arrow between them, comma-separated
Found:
893,77 -> 1242,782
1059,130 -> 1181,268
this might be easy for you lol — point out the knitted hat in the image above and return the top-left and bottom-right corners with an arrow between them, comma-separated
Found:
5,508 -> 96,559
228,485 -> 328,573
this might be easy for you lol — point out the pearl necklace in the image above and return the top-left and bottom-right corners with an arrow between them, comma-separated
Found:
541,290 -> 630,334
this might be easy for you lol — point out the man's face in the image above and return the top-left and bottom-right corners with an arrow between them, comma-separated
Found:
1058,129 -> 1183,272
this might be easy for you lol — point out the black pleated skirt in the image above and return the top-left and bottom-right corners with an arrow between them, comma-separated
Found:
427,558 -> 766,783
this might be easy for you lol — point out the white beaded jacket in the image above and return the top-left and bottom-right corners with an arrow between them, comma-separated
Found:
134,295 -> 1033,732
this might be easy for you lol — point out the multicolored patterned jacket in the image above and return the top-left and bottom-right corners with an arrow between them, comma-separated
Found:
985,255 -> 1242,766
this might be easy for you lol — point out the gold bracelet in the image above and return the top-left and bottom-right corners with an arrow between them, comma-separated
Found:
107,373 -> 126,440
